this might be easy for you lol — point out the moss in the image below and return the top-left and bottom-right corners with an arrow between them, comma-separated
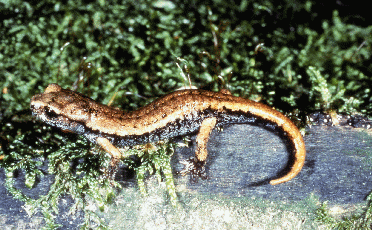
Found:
316,193 -> 372,230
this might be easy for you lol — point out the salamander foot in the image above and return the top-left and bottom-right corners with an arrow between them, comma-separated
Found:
179,157 -> 207,182
103,157 -> 120,182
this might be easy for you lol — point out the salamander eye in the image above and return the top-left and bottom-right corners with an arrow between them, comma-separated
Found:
44,107 -> 59,119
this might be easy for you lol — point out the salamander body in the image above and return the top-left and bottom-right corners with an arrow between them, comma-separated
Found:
30,84 -> 306,185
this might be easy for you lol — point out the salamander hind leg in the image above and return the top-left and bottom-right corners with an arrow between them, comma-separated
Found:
180,117 -> 217,182
96,137 -> 123,180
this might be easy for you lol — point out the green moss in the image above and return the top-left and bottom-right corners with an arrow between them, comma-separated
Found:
316,193 -> 372,230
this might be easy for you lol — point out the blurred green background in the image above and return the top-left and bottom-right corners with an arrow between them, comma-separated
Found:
1,0 -> 372,116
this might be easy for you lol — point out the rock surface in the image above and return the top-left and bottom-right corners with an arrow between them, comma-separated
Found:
1,124 -> 371,228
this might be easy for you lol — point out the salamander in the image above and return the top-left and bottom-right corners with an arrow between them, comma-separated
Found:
30,83 -> 306,185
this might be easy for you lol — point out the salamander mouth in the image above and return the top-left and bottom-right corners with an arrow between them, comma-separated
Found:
31,103 -> 63,126
30,104 -> 57,125
30,103 -> 87,134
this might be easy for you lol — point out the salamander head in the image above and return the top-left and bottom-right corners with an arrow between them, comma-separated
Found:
30,84 -> 91,132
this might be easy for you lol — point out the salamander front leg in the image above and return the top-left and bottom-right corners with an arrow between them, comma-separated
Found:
180,117 -> 217,181
96,137 -> 122,179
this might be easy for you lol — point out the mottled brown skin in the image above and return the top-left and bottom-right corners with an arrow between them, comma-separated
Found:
30,84 -> 306,185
